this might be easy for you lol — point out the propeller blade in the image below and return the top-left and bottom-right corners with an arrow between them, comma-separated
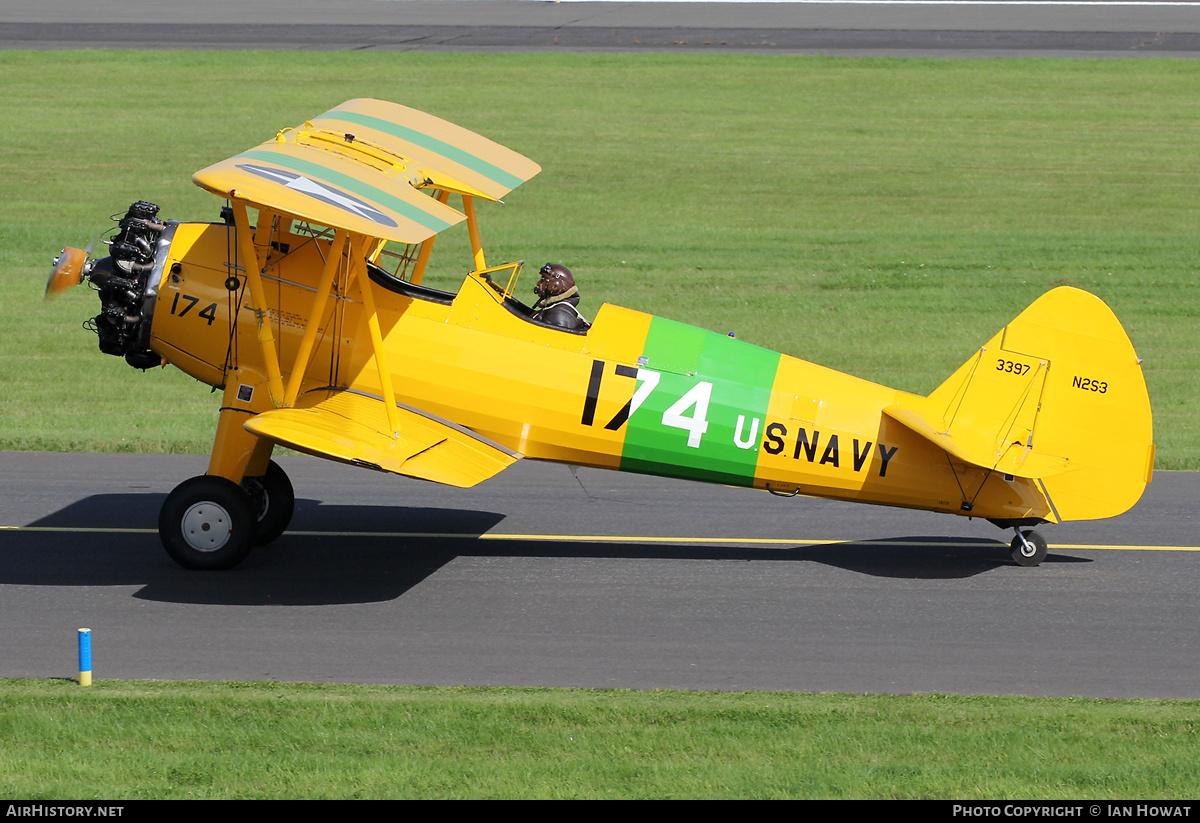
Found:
45,246 -> 89,299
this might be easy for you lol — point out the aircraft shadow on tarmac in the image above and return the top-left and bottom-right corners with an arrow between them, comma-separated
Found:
2,493 -> 1090,606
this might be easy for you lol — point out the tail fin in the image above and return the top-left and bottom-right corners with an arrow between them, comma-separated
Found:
884,287 -> 1154,522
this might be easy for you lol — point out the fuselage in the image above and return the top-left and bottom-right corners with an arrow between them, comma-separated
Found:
127,218 -> 1051,524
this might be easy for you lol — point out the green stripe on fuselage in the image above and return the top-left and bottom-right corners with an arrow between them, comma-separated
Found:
620,317 -> 780,486
318,111 -> 527,193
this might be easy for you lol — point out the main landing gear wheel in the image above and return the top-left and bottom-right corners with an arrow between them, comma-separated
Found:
159,476 -> 256,570
240,460 -> 295,546
1010,529 -> 1048,567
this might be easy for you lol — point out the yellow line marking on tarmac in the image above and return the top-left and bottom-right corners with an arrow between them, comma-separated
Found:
0,526 -> 158,533
2,525 -> 1197,552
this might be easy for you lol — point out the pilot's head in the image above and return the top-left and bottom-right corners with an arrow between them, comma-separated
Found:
534,263 -> 576,300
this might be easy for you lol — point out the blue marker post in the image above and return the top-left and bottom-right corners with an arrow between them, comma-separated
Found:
78,628 -> 92,687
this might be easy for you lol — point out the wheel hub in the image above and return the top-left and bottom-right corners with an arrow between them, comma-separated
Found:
180,501 -> 234,552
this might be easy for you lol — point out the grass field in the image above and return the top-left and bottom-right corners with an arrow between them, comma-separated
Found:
4,679 -> 1199,799
1,51 -> 1196,465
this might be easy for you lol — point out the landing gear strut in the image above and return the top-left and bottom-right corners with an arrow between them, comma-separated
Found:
1009,528 -> 1048,567
159,462 -> 296,570
240,460 -> 295,547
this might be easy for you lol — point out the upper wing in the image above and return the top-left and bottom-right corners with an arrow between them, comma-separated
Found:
192,99 -> 541,244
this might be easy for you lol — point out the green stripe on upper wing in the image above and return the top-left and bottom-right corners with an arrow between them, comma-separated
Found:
238,148 -> 458,235
316,110 -> 528,194
194,145 -> 465,242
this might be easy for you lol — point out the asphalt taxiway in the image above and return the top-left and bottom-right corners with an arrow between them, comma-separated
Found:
2,453 -> 1196,696
1,0 -> 1198,57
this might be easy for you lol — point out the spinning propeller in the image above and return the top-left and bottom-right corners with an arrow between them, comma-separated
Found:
45,240 -> 95,299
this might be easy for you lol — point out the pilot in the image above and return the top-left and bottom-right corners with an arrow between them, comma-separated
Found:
532,263 -> 589,331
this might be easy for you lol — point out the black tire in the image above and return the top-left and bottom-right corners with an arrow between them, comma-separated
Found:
1010,530 -> 1048,567
159,475 -> 256,570
240,460 -> 295,546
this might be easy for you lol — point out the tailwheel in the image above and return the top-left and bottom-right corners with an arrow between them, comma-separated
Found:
241,460 -> 295,546
1010,528 -> 1048,567
159,475 -> 256,570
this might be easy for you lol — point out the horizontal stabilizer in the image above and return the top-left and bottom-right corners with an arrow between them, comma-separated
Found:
244,389 -> 520,488
883,399 -> 1070,480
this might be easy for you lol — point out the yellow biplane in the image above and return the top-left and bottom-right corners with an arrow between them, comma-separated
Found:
47,99 -> 1155,570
